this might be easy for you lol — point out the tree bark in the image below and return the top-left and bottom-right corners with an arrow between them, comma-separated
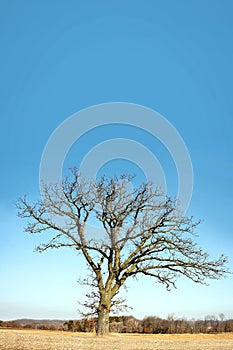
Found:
97,304 -> 110,336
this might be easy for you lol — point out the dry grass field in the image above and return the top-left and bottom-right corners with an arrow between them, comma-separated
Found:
0,329 -> 233,350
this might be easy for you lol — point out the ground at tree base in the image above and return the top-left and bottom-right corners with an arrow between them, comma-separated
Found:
0,329 -> 233,350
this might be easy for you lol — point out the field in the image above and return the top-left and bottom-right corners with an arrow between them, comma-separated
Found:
0,329 -> 233,350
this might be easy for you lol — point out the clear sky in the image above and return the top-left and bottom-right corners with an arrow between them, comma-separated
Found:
1,0 -> 233,321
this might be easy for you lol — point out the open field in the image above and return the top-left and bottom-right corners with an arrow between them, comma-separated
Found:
0,329 -> 233,350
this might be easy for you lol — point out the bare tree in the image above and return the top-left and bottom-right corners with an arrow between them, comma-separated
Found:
16,169 -> 229,335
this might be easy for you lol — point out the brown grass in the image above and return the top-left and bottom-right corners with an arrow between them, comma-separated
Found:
0,329 -> 233,350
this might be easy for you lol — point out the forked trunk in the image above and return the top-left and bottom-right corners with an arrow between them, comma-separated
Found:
97,305 -> 110,336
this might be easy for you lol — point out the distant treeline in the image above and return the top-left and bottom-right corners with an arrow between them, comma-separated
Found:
1,315 -> 233,334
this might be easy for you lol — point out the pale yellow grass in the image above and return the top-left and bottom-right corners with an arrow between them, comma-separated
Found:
0,329 -> 233,350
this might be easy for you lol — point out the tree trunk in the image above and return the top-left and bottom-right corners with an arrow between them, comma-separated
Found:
97,305 -> 110,336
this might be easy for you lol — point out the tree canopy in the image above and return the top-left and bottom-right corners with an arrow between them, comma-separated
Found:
17,169 -> 229,335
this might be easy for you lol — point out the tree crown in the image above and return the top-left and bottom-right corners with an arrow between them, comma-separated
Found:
17,169 -> 229,320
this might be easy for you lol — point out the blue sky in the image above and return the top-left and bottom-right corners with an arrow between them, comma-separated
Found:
1,0 -> 233,321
